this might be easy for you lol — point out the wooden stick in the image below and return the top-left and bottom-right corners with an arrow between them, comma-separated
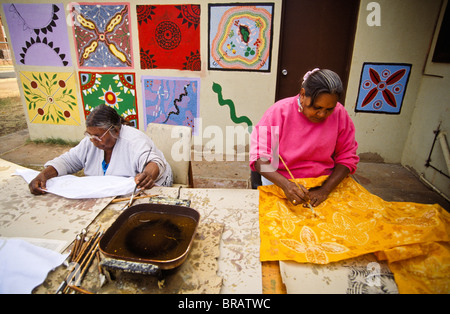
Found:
279,154 -> 317,216
69,235 -> 81,263
62,233 -> 101,294
73,245 -> 99,287
57,229 -> 102,294
278,154 -> 297,183
67,285 -> 94,295
110,194 -> 158,204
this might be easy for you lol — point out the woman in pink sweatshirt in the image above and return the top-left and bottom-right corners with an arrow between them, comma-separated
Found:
250,69 -> 359,207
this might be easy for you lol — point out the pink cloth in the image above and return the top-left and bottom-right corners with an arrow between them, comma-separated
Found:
250,95 -> 359,179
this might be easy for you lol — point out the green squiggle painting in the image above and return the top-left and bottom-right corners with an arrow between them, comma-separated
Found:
212,82 -> 253,132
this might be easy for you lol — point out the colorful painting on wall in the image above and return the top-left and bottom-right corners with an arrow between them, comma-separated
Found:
355,63 -> 412,114
137,5 -> 201,71
19,71 -> 80,125
2,3 -> 72,67
142,76 -> 200,135
79,72 -> 138,127
208,3 -> 274,72
70,2 -> 133,69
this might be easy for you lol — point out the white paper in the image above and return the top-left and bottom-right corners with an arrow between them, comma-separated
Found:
14,169 -> 136,199
0,238 -> 68,294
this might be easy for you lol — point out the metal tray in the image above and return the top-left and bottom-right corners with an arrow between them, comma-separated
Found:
99,203 -> 200,271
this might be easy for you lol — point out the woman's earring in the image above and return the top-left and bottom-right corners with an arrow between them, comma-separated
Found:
297,98 -> 303,113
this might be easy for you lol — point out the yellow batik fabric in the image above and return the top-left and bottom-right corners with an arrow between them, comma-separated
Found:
258,176 -> 450,293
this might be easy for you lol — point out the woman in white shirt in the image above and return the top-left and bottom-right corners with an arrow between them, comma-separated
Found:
29,105 -> 173,195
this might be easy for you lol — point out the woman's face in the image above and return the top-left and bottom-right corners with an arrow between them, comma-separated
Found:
300,89 -> 338,123
85,126 -> 118,151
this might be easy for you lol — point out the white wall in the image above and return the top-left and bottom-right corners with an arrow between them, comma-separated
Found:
345,0 -> 443,163
345,0 -> 449,197
402,0 -> 450,197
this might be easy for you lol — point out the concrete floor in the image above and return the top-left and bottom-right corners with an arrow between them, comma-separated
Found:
1,129 -> 449,211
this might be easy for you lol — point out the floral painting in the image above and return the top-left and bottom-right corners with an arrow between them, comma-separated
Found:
355,63 -> 412,114
79,72 -> 138,128
19,71 -> 80,125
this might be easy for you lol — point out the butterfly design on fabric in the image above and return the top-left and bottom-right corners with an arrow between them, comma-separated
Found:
266,201 -> 302,234
389,209 -> 438,228
318,212 -> 376,245
280,226 -> 349,264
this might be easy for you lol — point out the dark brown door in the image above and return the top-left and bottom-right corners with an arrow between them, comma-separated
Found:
275,0 -> 360,101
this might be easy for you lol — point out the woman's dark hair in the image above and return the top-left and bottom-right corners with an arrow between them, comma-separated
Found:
85,104 -> 126,129
301,69 -> 343,104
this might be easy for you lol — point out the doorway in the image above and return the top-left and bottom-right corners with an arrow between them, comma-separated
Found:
275,0 -> 360,101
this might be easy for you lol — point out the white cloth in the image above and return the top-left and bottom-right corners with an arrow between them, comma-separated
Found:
0,238 -> 68,294
14,169 -> 136,199
261,176 -> 273,186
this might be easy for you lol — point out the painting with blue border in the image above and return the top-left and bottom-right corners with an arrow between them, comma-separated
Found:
355,63 -> 412,114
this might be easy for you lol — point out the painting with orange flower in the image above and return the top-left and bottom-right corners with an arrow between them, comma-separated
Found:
79,72 -> 138,128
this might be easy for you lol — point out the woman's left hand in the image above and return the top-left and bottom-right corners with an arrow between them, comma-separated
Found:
308,186 -> 330,207
307,164 -> 351,207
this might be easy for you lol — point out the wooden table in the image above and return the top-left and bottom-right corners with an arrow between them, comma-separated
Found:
1,158 -> 267,294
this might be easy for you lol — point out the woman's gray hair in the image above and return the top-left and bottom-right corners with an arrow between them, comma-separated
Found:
85,104 -> 124,129
301,69 -> 343,104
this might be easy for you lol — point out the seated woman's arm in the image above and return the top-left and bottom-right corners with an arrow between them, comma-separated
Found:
28,166 -> 59,195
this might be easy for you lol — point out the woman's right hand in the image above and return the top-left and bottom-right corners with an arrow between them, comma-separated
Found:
255,158 -> 311,206
29,174 -> 48,195
281,180 -> 310,206
28,166 -> 58,195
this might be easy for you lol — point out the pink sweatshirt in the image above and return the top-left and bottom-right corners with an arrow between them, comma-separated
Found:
250,95 -> 359,179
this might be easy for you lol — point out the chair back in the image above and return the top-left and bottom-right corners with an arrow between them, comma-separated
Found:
145,123 -> 192,187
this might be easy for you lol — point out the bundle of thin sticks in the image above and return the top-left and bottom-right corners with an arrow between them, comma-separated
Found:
56,227 -> 103,294
110,193 -> 158,204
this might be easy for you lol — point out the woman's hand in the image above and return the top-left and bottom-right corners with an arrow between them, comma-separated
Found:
29,166 -> 58,195
255,158 -> 311,206
135,162 -> 159,190
307,164 -> 351,207
308,186 -> 331,207
281,180 -> 310,206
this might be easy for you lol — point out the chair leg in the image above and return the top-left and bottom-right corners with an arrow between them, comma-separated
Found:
251,170 -> 262,189
188,162 -> 194,188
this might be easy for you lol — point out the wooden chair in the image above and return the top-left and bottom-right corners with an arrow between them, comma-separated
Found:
145,123 -> 193,187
